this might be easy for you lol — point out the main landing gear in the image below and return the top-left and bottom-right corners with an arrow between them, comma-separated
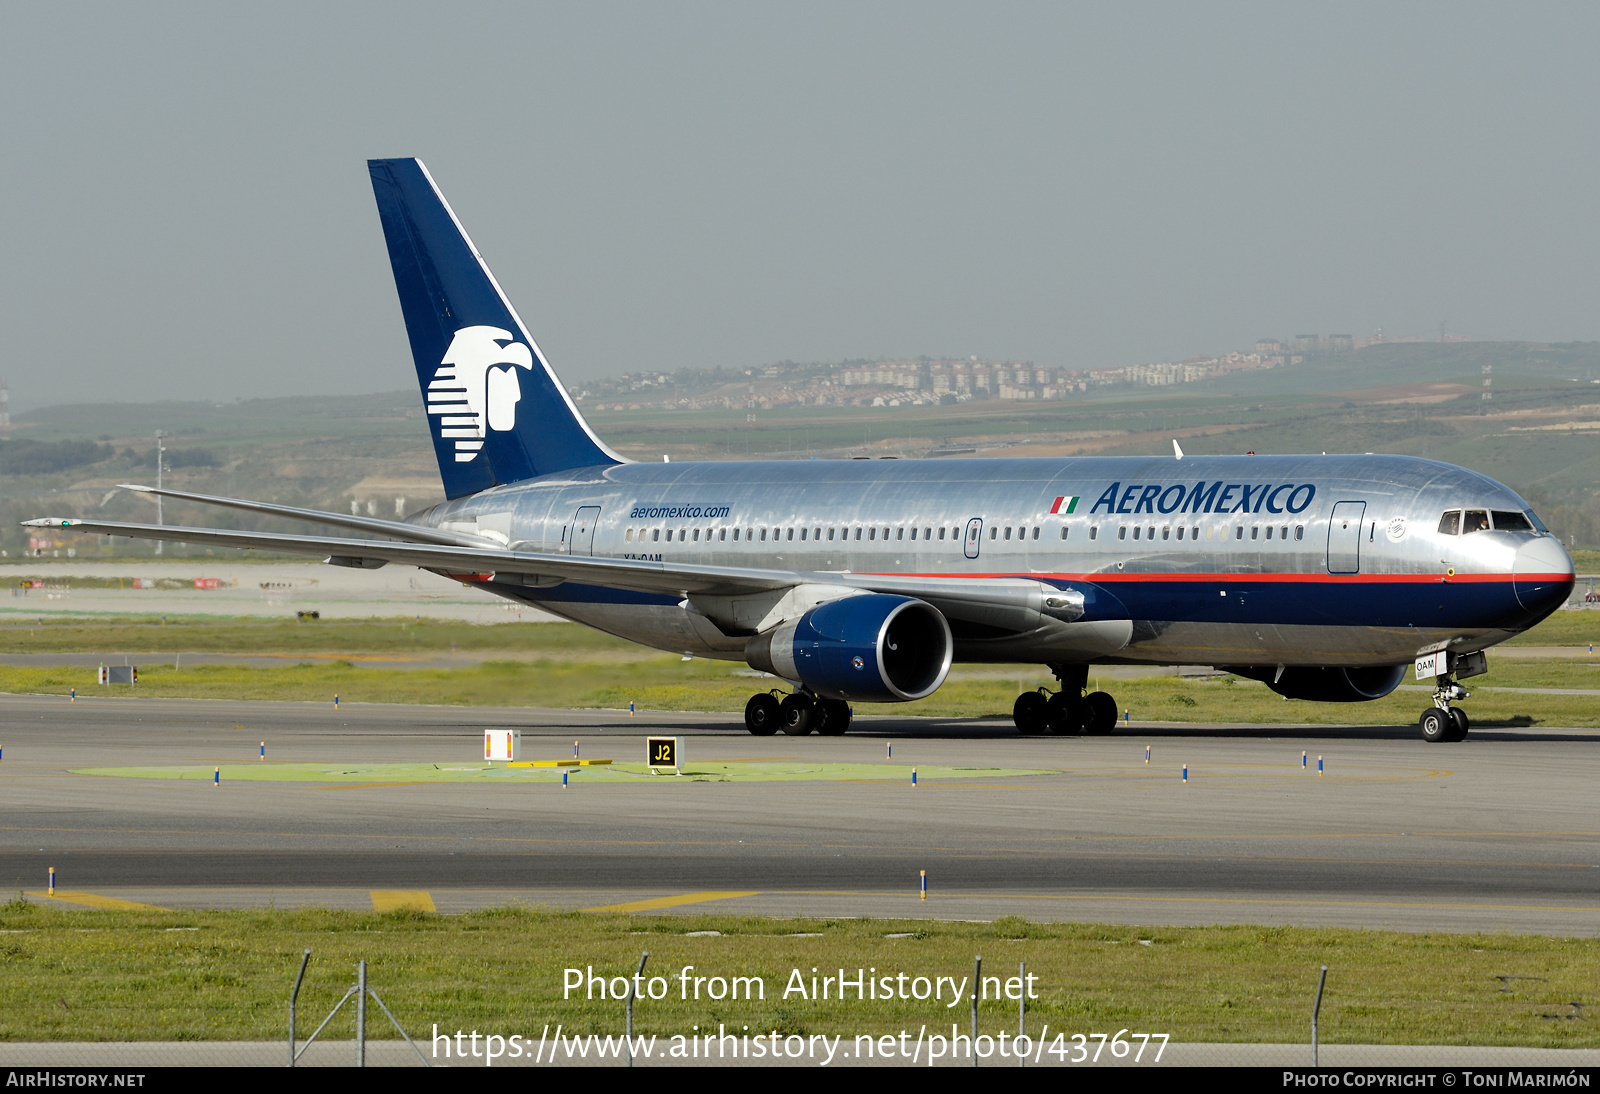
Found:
1013,664 -> 1118,736
744,690 -> 852,736
1419,675 -> 1470,744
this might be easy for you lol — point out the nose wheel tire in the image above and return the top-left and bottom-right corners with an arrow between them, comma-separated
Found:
1013,691 -> 1048,735
779,694 -> 816,735
744,693 -> 781,735
1419,707 -> 1451,743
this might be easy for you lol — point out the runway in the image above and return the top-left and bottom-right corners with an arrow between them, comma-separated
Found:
2,695 -> 1597,934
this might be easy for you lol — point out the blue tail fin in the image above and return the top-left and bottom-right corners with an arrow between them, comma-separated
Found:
368,158 -> 623,498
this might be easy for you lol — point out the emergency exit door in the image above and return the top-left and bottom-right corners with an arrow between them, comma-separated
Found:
964,518 -> 983,560
1326,501 -> 1365,574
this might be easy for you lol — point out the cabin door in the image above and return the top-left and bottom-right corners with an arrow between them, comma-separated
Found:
1326,501 -> 1365,574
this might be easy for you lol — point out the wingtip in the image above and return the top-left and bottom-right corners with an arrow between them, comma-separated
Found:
21,518 -> 76,528
1172,439 -> 1185,460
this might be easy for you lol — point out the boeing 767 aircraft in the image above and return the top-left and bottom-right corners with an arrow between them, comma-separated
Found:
27,159 -> 1576,742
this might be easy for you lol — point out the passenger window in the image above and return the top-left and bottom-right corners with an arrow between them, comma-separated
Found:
1032,527 -> 1039,540
799,528 -> 807,541
760,529 -> 767,541
1089,526 -> 1098,541
813,527 -> 820,540
1235,526 -> 1243,540
855,528 -> 862,540
1251,526 -> 1258,540
652,529 -> 660,542
938,527 -> 945,540
1132,526 -> 1141,540
1463,510 -> 1489,534
1118,527 -> 1127,540
909,528 -> 916,540
733,528 -> 740,541
1295,526 -> 1303,540
1004,527 -> 1012,541
1147,527 -> 1154,539
990,527 -> 998,540
924,527 -> 931,539
1060,526 -> 1069,540
827,528 -> 835,541
1176,527 -> 1184,540
786,528 -> 794,541
625,529 -> 634,542
692,529 -> 700,541
897,528 -> 904,541
1437,510 -> 1460,535
1162,527 -> 1170,540
1491,511 -> 1533,532
1265,526 -> 1272,540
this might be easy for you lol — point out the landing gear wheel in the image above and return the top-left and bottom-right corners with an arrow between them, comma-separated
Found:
779,694 -> 815,735
1448,707 -> 1469,742
1083,691 -> 1119,734
1419,707 -> 1450,743
1046,692 -> 1085,735
1013,691 -> 1048,735
744,693 -> 780,736
815,698 -> 852,736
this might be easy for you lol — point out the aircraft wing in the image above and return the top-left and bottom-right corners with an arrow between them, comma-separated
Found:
22,517 -> 1082,624
24,517 -> 799,596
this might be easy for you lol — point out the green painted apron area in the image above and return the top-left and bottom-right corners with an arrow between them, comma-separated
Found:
69,761 -> 1055,784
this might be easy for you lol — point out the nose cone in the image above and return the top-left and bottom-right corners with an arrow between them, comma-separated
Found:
1513,536 -> 1576,616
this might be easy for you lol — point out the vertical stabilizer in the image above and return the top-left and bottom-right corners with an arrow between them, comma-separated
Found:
369,158 -> 623,498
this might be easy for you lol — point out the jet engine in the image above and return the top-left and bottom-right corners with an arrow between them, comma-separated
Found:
1226,664 -> 1407,703
745,593 -> 953,703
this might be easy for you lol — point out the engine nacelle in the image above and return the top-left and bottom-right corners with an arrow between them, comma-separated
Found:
1226,664 -> 1407,703
745,593 -> 953,702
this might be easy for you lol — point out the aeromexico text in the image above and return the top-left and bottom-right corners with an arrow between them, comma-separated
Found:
628,504 -> 732,520
1090,481 -> 1317,516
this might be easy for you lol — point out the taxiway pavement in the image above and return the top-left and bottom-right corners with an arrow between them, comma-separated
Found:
1,695 -> 1596,934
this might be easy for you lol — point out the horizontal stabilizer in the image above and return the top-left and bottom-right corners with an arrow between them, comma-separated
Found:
117,485 -> 495,548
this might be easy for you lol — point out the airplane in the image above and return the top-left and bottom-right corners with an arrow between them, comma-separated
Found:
26,158 -> 1576,743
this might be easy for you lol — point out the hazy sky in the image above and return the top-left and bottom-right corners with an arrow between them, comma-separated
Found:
3,2 -> 1597,410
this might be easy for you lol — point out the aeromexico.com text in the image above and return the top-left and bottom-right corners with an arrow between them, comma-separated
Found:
628,504 -> 732,520
1090,481 -> 1317,516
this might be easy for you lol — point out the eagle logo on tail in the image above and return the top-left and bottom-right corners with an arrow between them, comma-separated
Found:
426,326 -> 535,463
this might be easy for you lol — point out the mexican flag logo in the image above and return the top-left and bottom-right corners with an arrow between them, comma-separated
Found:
1049,496 -> 1079,514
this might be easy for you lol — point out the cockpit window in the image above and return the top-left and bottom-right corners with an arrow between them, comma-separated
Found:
1526,510 -> 1549,534
1491,510 -> 1534,533
1437,510 -> 1460,535
1462,510 -> 1490,534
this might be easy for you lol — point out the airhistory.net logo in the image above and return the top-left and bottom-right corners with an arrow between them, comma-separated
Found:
427,325 -> 535,463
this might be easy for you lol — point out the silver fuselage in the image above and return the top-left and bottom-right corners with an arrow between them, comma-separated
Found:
413,453 -> 1575,669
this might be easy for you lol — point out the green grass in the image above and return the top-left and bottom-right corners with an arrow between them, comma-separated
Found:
0,905 -> 1593,1046
4,650 -> 1599,725
0,616 -> 630,656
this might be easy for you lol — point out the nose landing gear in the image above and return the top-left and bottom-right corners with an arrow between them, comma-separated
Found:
1013,665 -> 1119,735
1419,675 -> 1470,743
